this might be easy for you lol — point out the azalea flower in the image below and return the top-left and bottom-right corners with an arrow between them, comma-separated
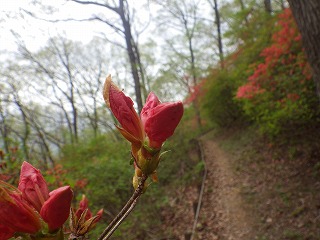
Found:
0,186 -> 41,234
0,161 -> 73,239
103,75 -> 184,178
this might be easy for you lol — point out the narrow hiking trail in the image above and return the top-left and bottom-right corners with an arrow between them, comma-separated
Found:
194,135 -> 254,240
161,133 -> 255,240
162,129 -> 320,240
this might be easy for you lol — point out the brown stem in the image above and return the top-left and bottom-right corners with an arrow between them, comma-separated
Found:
102,198 -> 138,239
97,174 -> 147,240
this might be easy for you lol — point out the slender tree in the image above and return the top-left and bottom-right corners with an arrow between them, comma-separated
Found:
69,0 -> 146,112
264,0 -> 272,14
207,0 -> 224,69
154,0 -> 204,129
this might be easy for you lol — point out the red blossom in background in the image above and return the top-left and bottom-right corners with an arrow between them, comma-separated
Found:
236,82 -> 265,99
184,78 -> 206,105
75,178 -> 88,189
236,8 -> 311,102
46,164 -> 68,188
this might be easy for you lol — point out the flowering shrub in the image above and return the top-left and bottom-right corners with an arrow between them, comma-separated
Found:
236,8 -> 319,136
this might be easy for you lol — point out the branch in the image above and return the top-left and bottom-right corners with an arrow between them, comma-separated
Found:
70,0 -> 119,13
97,174 -> 148,240
22,9 -> 125,35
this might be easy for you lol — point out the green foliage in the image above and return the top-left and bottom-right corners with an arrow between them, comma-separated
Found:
60,134 -> 134,238
202,70 -> 245,127
61,134 -> 131,202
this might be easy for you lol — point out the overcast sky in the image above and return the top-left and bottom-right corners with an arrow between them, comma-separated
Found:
1,1 -> 95,52
0,0 -> 153,53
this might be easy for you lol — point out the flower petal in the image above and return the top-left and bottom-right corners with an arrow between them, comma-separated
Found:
103,75 -> 144,142
143,101 -> 184,149
141,92 -> 161,126
0,188 -> 41,234
18,161 -> 49,212
40,186 -> 73,232
0,224 -> 15,240
75,195 -> 92,221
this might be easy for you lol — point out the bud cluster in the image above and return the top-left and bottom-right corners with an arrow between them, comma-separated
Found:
103,75 -> 184,188
0,162 -> 73,239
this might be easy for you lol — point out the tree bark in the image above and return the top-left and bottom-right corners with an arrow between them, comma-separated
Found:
119,0 -> 143,112
264,0 -> 272,14
288,0 -> 320,99
213,0 -> 224,69
0,102 -> 10,155
16,101 -> 30,160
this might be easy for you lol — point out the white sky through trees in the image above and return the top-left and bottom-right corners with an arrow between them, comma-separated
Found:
1,0 -> 115,52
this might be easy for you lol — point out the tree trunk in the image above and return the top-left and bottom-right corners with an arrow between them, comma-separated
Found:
119,0 -> 143,113
70,0 -> 144,112
280,0 -> 285,10
264,0 -> 272,14
213,0 -> 224,69
0,104 -> 10,155
17,102 -> 30,160
288,0 -> 320,98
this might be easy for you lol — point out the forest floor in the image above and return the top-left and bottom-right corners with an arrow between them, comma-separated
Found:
161,128 -> 320,240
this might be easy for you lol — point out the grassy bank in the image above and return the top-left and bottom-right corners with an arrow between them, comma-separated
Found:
210,126 -> 320,239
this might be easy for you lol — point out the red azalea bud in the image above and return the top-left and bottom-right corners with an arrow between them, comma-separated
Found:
95,209 -> 103,223
141,93 -> 184,149
75,195 -> 92,221
141,92 -> 161,115
40,186 -> 73,232
18,161 -> 49,212
0,224 -> 15,240
0,188 -> 41,234
103,75 -> 144,143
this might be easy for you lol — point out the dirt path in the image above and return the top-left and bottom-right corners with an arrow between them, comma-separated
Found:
162,129 -> 320,239
192,136 -> 254,240
161,134 -> 254,239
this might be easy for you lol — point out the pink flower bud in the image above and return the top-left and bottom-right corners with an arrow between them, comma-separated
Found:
75,195 -> 103,224
103,76 -> 144,144
18,161 -> 49,212
0,188 -> 41,234
0,224 -> 15,240
141,92 -> 184,149
75,195 -> 92,221
95,209 -> 104,223
40,186 -> 73,232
